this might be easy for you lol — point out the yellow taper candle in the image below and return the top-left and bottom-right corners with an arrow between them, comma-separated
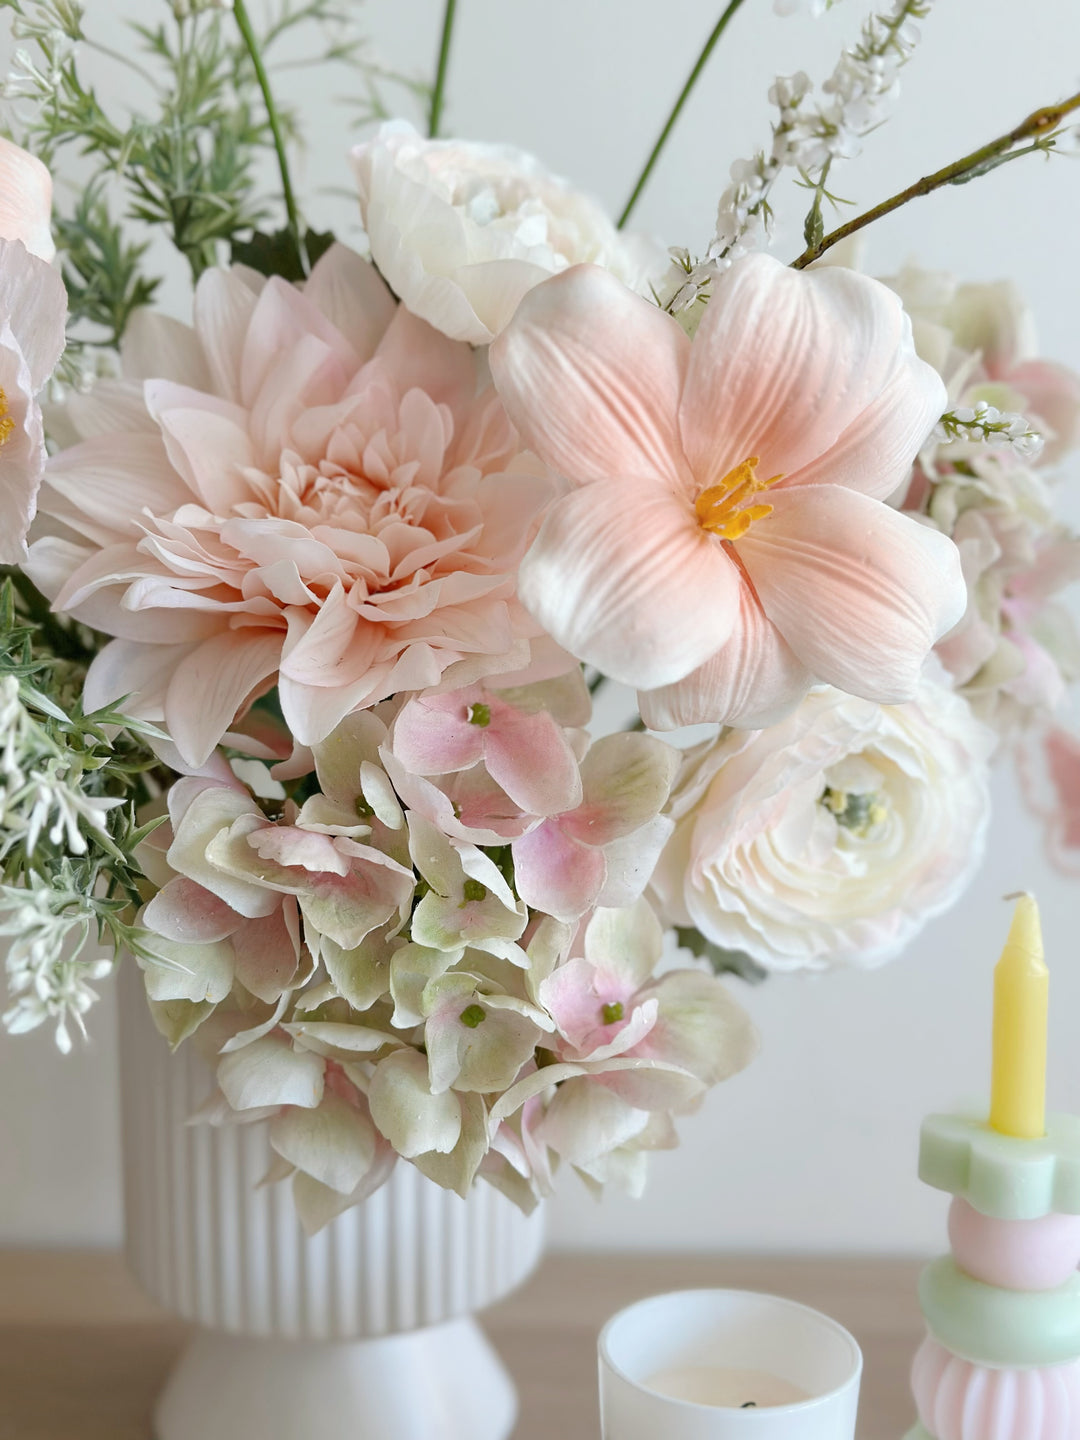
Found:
989,892 -> 1048,1140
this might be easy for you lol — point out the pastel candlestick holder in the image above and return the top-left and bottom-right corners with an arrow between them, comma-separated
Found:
902,1112 -> 1080,1440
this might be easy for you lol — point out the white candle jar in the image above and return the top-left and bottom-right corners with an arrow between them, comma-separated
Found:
598,1289 -> 863,1440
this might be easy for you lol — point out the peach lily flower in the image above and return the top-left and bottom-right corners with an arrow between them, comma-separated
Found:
490,254 -> 966,728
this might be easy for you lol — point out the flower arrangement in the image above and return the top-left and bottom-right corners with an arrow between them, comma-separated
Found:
1,0 -> 1079,1231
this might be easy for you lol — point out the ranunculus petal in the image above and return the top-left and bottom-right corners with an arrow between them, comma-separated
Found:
490,264 -> 689,486
518,477 -> 740,688
738,484 -> 966,702
638,582 -> 813,729
681,254 -> 940,495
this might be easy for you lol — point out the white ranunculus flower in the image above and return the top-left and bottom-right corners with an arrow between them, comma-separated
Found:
351,120 -> 667,345
651,675 -> 995,969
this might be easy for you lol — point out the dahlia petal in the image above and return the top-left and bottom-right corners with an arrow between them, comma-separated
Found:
303,243 -> 397,364
372,304 -> 477,417
84,637 -> 198,719
518,477 -> 740,688
146,387 -> 258,513
738,484 -> 966,702
489,264 -> 689,486
638,583 -> 813,729
681,253 -> 941,492
0,137 -> 54,260
240,277 -> 358,408
60,379 -> 157,442
43,434 -> 189,543
193,266 -> 261,404
165,629 -> 283,766
513,820 -> 607,922
121,309 -> 211,390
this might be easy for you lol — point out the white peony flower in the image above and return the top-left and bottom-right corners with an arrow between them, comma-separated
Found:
351,121 -> 667,345
651,674 -> 994,969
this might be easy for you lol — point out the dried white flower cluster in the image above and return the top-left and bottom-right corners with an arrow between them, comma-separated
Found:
0,872 -> 111,1054
933,401 -> 1045,460
664,0 -> 933,318
0,676 -> 122,861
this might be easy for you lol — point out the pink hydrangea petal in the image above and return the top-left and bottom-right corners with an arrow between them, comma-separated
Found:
489,263 -> 690,488
231,900 -> 301,1004
143,876 -> 242,945
391,690 -> 486,775
638,581 -> 812,729
518,476 -> 741,689
538,956 -> 612,1052
560,733 -> 676,848
482,701 -> 582,817
513,820 -> 606,922
737,483 -> 966,703
680,253 -> 941,495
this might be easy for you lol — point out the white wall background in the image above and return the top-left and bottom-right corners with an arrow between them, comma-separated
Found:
2,0 -> 1080,1254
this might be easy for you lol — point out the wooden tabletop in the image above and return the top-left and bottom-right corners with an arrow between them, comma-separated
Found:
0,1250 -> 924,1438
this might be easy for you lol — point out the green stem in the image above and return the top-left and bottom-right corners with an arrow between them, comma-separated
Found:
792,89 -> 1080,270
428,0 -> 459,138
617,0 -> 750,230
232,0 -> 308,273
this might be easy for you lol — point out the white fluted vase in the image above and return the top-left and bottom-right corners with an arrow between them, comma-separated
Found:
117,967 -> 546,1440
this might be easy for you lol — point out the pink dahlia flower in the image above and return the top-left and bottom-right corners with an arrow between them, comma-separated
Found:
27,245 -> 554,765
489,253 -> 966,729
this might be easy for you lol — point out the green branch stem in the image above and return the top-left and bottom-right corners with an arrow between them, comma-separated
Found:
232,0 -> 308,273
617,0 -> 749,230
792,89 -> 1080,270
428,0 -> 459,138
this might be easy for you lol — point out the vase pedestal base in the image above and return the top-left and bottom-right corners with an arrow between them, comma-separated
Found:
155,1316 -> 517,1440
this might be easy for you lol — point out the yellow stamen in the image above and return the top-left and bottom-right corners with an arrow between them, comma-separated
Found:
695,455 -> 783,541
0,388 -> 13,447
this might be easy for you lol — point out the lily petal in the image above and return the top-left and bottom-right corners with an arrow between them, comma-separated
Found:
639,582 -> 813,729
518,477 -> 740,688
738,484 -> 966,702
490,264 -> 689,486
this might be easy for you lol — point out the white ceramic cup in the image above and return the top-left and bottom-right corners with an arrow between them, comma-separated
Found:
598,1289 -> 863,1440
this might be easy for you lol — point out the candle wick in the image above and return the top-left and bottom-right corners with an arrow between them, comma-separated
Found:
741,1401 -> 757,1408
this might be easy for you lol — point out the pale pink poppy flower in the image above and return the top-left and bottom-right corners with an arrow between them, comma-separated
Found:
0,137 -> 55,262
490,254 -> 965,729
26,244 -> 554,765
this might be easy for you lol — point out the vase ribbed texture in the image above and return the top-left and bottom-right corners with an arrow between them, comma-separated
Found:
118,966 -> 546,1340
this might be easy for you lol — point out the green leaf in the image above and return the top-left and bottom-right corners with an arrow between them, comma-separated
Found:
230,226 -> 335,281
673,926 -> 768,985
